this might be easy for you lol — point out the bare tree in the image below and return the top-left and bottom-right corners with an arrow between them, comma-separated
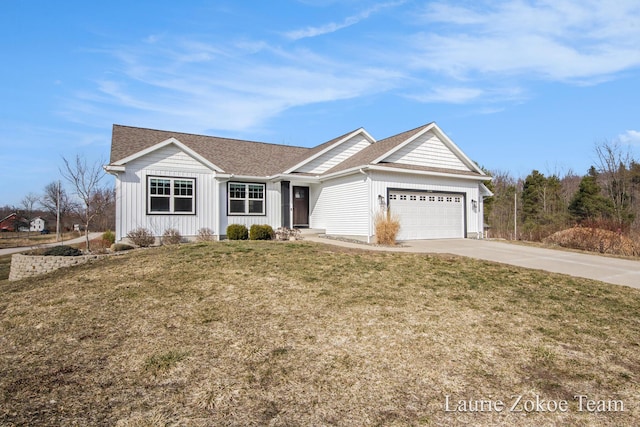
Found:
90,186 -> 116,231
21,193 -> 39,237
594,140 -> 635,227
41,181 -> 76,237
60,155 -> 106,251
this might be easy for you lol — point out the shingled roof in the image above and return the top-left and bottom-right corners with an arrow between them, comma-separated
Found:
110,125 -> 364,176
109,122 -> 483,178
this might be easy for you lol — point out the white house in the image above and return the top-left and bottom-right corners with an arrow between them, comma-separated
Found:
30,217 -> 46,232
105,122 -> 492,242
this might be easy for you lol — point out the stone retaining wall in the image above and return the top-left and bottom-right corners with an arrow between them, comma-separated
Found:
8,253 -> 105,281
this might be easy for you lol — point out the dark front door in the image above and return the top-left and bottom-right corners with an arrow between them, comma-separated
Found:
293,186 -> 309,227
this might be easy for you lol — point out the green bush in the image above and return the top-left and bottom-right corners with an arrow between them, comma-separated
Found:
226,224 -> 248,240
102,230 -> 116,245
249,224 -> 274,240
43,245 -> 83,256
162,228 -> 183,245
126,227 -> 155,247
112,243 -> 134,252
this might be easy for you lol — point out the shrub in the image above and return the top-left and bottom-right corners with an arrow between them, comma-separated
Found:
249,224 -> 274,240
112,243 -> 134,252
197,227 -> 215,242
102,230 -> 116,245
374,209 -> 401,245
274,227 -> 301,241
162,228 -> 183,245
43,245 -> 83,256
127,227 -> 155,247
226,224 -> 248,240
544,226 -> 638,256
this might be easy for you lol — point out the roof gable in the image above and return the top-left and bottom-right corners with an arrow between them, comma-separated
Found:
285,128 -> 375,174
373,123 -> 484,175
113,137 -> 224,172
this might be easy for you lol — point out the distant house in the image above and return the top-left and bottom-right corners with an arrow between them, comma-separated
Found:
106,122 -> 493,242
0,213 -> 25,232
30,217 -> 47,232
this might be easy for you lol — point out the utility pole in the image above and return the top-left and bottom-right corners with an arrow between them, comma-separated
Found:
56,180 -> 61,242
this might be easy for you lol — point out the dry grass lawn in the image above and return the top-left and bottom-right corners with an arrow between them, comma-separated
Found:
1,241 -> 639,426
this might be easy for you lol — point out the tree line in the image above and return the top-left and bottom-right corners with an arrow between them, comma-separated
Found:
485,140 -> 640,241
1,156 -> 114,248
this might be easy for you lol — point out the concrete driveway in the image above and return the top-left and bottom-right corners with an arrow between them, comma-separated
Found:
305,236 -> 640,290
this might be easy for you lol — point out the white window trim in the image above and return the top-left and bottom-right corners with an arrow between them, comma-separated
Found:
227,182 -> 266,216
147,176 -> 196,215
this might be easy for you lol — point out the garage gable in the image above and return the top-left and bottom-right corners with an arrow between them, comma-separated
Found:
374,124 -> 483,175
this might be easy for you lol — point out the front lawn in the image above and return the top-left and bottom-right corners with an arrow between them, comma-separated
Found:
0,241 -> 638,426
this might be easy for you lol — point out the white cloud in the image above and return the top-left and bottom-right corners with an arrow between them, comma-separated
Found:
618,130 -> 640,145
411,0 -> 640,82
409,86 -> 485,104
73,38 -> 404,133
284,1 -> 404,40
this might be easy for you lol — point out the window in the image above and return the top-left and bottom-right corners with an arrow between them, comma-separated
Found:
389,194 -> 397,200
148,177 -> 195,214
400,195 -> 407,200
228,182 -> 265,215
429,196 -> 435,202
419,196 -> 426,201
410,195 -> 417,201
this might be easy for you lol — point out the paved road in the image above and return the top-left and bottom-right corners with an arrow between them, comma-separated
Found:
0,233 -> 103,256
305,236 -> 640,290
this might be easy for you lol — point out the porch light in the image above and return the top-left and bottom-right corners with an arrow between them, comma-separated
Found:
378,194 -> 386,207
471,199 -> 478,210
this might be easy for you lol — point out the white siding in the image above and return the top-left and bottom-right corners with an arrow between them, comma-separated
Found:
382,131 -> 470,171
311,174 -> 370,237
296,134 -> 371,174
136,144 -> 213,173
115,147 -> 217,241
369,171 -> 482,237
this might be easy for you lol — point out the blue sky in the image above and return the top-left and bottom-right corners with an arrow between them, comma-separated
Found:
2,0 -> 640,207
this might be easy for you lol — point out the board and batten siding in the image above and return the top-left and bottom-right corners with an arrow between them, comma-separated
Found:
218,181 -> 282,234
369,170 -> 483,237
311,174 -> 370,237
382,131 -> 469,172
114,145 -> 217,241
296,134 -> 371,174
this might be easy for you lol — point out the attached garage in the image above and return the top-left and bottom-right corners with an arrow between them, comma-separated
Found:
388,190 -> 465,240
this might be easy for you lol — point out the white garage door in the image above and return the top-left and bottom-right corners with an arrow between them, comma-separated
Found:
388,190 -> 464,240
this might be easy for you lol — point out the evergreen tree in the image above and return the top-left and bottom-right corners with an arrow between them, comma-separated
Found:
568,167 -> 614,222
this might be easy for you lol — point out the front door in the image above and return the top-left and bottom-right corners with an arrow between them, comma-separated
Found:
293,186 -> 309,227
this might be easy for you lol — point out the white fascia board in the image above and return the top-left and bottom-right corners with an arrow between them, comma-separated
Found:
480,183 -> 494,197
371,123 -> 435,164
112,137 -> 225,172
368,165 -> 492,181
268,174 -> 321,184
316,165 -> 371,182
283,128 -> 375,174
104,165 -> 125,173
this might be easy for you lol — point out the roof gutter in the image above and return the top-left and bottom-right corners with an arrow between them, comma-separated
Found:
103,165 -> 125,175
